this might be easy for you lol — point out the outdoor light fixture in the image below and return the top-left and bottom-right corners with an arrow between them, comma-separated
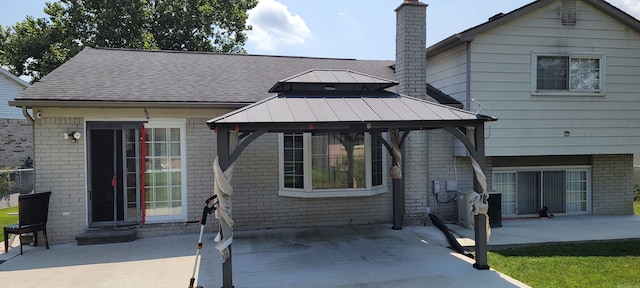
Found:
63,131 -> 82,143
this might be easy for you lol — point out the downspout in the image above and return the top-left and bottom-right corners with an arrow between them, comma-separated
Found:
21,106 -> 34,125
424,128 -> 430,224
466,42 -> 472,110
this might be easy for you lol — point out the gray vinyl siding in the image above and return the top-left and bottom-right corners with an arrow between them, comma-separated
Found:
426,43 -> 469,107
466,0 -> 640,156
0,73 -> 27,119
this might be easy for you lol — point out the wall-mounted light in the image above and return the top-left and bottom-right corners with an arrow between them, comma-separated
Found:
63,131 -> 82,143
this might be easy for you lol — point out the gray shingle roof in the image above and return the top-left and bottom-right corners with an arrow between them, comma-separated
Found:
13,47 -> 396,107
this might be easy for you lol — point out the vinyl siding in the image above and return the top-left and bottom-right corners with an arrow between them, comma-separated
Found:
426,43 -> 469,107
466,0 -> 640,156
0,73 -> 27,119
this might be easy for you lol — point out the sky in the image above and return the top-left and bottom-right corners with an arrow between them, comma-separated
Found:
1,0 -> 640,61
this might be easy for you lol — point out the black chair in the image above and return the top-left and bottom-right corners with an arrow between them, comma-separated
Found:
3,192 -> 52,255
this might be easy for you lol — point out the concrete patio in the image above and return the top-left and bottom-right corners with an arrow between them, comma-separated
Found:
1,215 -> 639,288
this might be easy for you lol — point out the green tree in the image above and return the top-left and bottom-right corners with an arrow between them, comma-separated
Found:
0,0 -> 257,82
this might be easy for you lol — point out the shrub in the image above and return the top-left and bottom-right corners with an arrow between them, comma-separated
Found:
0,166 -> 17,196
635,183 -> 640,202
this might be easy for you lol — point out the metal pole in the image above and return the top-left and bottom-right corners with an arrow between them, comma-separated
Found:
473,213 -> 489,270
222,247 -> 233,288
217,129 -> 234,288
392,178 -> 402,230
472,123 -> 490,270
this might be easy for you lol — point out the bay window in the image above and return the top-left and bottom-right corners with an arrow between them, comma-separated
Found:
280,132 -> 387,198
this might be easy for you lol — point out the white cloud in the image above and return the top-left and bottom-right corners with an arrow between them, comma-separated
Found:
608,0 -> 640,19
246,0 -> 312,52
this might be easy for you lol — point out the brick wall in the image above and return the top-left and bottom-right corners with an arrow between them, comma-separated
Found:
399,129 -> 486,226
402,131 -> 428,225
0,118 -> 33,167
230,133 -> 393,231
34,114 -> 395,243
591,154 -> 634,215
428,130 -> 474,223
395,1 -> 427,97
33,117 -> 87,243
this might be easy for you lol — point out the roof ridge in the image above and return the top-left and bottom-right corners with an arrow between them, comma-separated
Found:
87,46 -> 363,61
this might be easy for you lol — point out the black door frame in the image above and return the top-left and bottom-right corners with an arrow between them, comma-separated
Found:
86,121 -> 145,227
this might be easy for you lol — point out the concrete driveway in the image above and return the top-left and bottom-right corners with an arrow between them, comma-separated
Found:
1,224 -> 527,288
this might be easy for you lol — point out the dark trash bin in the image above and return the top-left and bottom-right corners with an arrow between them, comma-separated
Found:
488,192 -> 502,228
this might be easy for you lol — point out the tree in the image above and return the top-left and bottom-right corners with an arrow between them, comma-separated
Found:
0,15 -> 72,82
0,0 -> 257,82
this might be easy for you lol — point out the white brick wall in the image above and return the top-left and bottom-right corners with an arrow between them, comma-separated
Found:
231,133 -> 393,230
33,117 -> 86,243
401,129 -> 479,225
591,154 -> 634,215
35,115 -> 395,243
395,1 -> 427,98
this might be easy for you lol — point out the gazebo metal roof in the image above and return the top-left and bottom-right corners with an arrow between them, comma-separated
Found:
267,69 -> 398,93
207,69 -> 494,132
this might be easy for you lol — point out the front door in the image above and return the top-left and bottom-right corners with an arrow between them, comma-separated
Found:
87,122 -> 144,227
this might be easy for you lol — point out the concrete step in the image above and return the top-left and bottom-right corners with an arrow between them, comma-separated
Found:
75,229 -> 137,245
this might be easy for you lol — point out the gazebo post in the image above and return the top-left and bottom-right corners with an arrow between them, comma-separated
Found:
471,123 -> 490,270
217,128 -> 234,288
392,177 -> 402,230
388,130 -> 409,230
443,124 -> 491,270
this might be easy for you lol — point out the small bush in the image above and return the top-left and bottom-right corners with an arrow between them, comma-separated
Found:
0,166 -> 18,196
635,183 -> 640,202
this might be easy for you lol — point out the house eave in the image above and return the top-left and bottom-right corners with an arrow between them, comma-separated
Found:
0,68 -> 30,88
427,0 -> 640,57
8,100 -> 253,110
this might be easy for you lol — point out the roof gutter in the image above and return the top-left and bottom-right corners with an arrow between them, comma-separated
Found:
8,100 -> 255,110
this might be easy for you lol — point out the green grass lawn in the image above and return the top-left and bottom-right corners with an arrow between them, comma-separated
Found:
0,206 -> 19,242
489,240 -> 640,288
635,201 -> 640,215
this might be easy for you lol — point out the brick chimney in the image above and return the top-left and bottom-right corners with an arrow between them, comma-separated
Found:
395,0 -> 427,99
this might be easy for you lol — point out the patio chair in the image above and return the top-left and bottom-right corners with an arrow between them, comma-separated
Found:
3,191 -> 52,255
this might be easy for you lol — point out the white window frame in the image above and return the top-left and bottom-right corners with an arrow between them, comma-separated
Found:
531,52 -> 605,96
143,119 -> 188,223
278,132 -> 388,198
492,166 -> 591,216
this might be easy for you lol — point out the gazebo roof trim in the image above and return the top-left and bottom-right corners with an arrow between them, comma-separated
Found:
206,90 -> 496,132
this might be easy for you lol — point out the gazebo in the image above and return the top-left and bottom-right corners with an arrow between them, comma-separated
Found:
206,69 -> 497,288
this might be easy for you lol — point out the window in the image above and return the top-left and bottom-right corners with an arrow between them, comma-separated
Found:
280,132 -> 387,198
533,53 -> 604,95
144,121 -> 187,221
493,172 -> 516,215
493,167 -> 590,216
